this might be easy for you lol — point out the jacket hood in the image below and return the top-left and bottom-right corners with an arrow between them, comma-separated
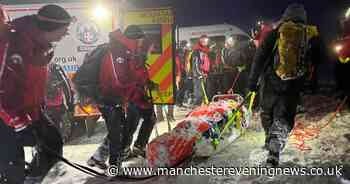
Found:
11,15 -> 51,51
193,42 -> 210,53
109,29 -> 138,51
281,3 -> 307,24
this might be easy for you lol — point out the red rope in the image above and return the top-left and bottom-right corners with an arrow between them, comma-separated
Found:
290,96 -> 348,151
227,70 -> 241,94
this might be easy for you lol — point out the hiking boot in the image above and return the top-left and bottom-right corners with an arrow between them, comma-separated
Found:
87,157 -> 108,170
120,148 -> 132,161
130,146 -> 146,158
109,151 -> 130,168
265,152 -> 279,168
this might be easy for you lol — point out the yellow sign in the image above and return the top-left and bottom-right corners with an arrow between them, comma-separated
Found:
124,9 -> 173,25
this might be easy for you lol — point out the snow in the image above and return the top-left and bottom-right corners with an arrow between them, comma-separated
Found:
26,95 -> 350,184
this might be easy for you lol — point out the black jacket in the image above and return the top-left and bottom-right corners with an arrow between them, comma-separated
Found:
248,25 -> 325,92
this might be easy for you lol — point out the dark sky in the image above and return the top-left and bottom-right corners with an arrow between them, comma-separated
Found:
129,0 -> 350,41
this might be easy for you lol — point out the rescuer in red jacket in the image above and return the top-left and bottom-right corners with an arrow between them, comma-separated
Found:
0,4 -> 72,184
86,25 -> 156,170
251,21 -> 274,48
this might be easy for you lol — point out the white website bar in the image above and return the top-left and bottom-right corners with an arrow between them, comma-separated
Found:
107,165 -> 343,177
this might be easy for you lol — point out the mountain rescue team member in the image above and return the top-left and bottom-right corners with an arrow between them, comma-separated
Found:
0,5 -> 73,183
87,25 -> 156,169
220,34 -> 255,96
248,4 -> 322,167
122,26 -> 157,158
252,21 -> 274,48
177,41 -> 194,107
191,34 -> 210,106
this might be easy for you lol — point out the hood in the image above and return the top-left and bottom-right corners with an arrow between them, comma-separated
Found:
193,42 -> 210,53
109,29 -> 137,51
281,3 -> 307,24
11,15 -> 51,49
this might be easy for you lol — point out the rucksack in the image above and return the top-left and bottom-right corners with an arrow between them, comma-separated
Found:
47,63 -> 74,110
273,21 -> 309,80
190,49 -> 210,76
72,43 -> 109,101
200,51 -> 210,74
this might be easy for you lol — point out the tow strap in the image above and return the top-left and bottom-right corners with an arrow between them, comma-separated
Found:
38,142 -> 160,181
35,137 -> 194,181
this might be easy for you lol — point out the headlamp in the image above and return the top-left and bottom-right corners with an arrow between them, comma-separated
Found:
334,44 -> 343,54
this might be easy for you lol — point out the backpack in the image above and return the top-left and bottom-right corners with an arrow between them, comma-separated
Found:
273,21 -> 309,80
191,49 -> 210,77
72,44 -> 109,101
47,63 -> 74,110
200,51 -> 210,74
185,50 -> 193,75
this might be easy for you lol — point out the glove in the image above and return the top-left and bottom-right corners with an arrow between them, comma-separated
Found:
237,65 -> 246,72
147,80 -> 159,91
227,88 -> 234,94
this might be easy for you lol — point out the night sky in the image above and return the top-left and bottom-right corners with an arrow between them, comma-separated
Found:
129,0 -> 350,41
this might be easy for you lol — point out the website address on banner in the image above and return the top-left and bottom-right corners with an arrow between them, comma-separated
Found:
107,165 -> 343,177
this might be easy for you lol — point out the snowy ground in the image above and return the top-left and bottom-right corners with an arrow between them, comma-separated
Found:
25,95 -> 350,184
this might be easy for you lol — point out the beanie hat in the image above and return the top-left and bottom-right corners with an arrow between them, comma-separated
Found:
281,3 -> 307,24
123,25 -> 145,39
36,4 -> 72,32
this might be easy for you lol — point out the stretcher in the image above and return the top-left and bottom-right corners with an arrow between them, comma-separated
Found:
146,93 -> 255,168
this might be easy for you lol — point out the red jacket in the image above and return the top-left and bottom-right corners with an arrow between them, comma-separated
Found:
192,43 -> 210,77
254,23 -> 273,48
0,16 -> 52,129
99,30 -> 152,109
175,53 -> 182,78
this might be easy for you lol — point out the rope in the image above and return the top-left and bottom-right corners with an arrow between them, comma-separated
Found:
290,96 -> 348,151
31,127 -> 196,181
